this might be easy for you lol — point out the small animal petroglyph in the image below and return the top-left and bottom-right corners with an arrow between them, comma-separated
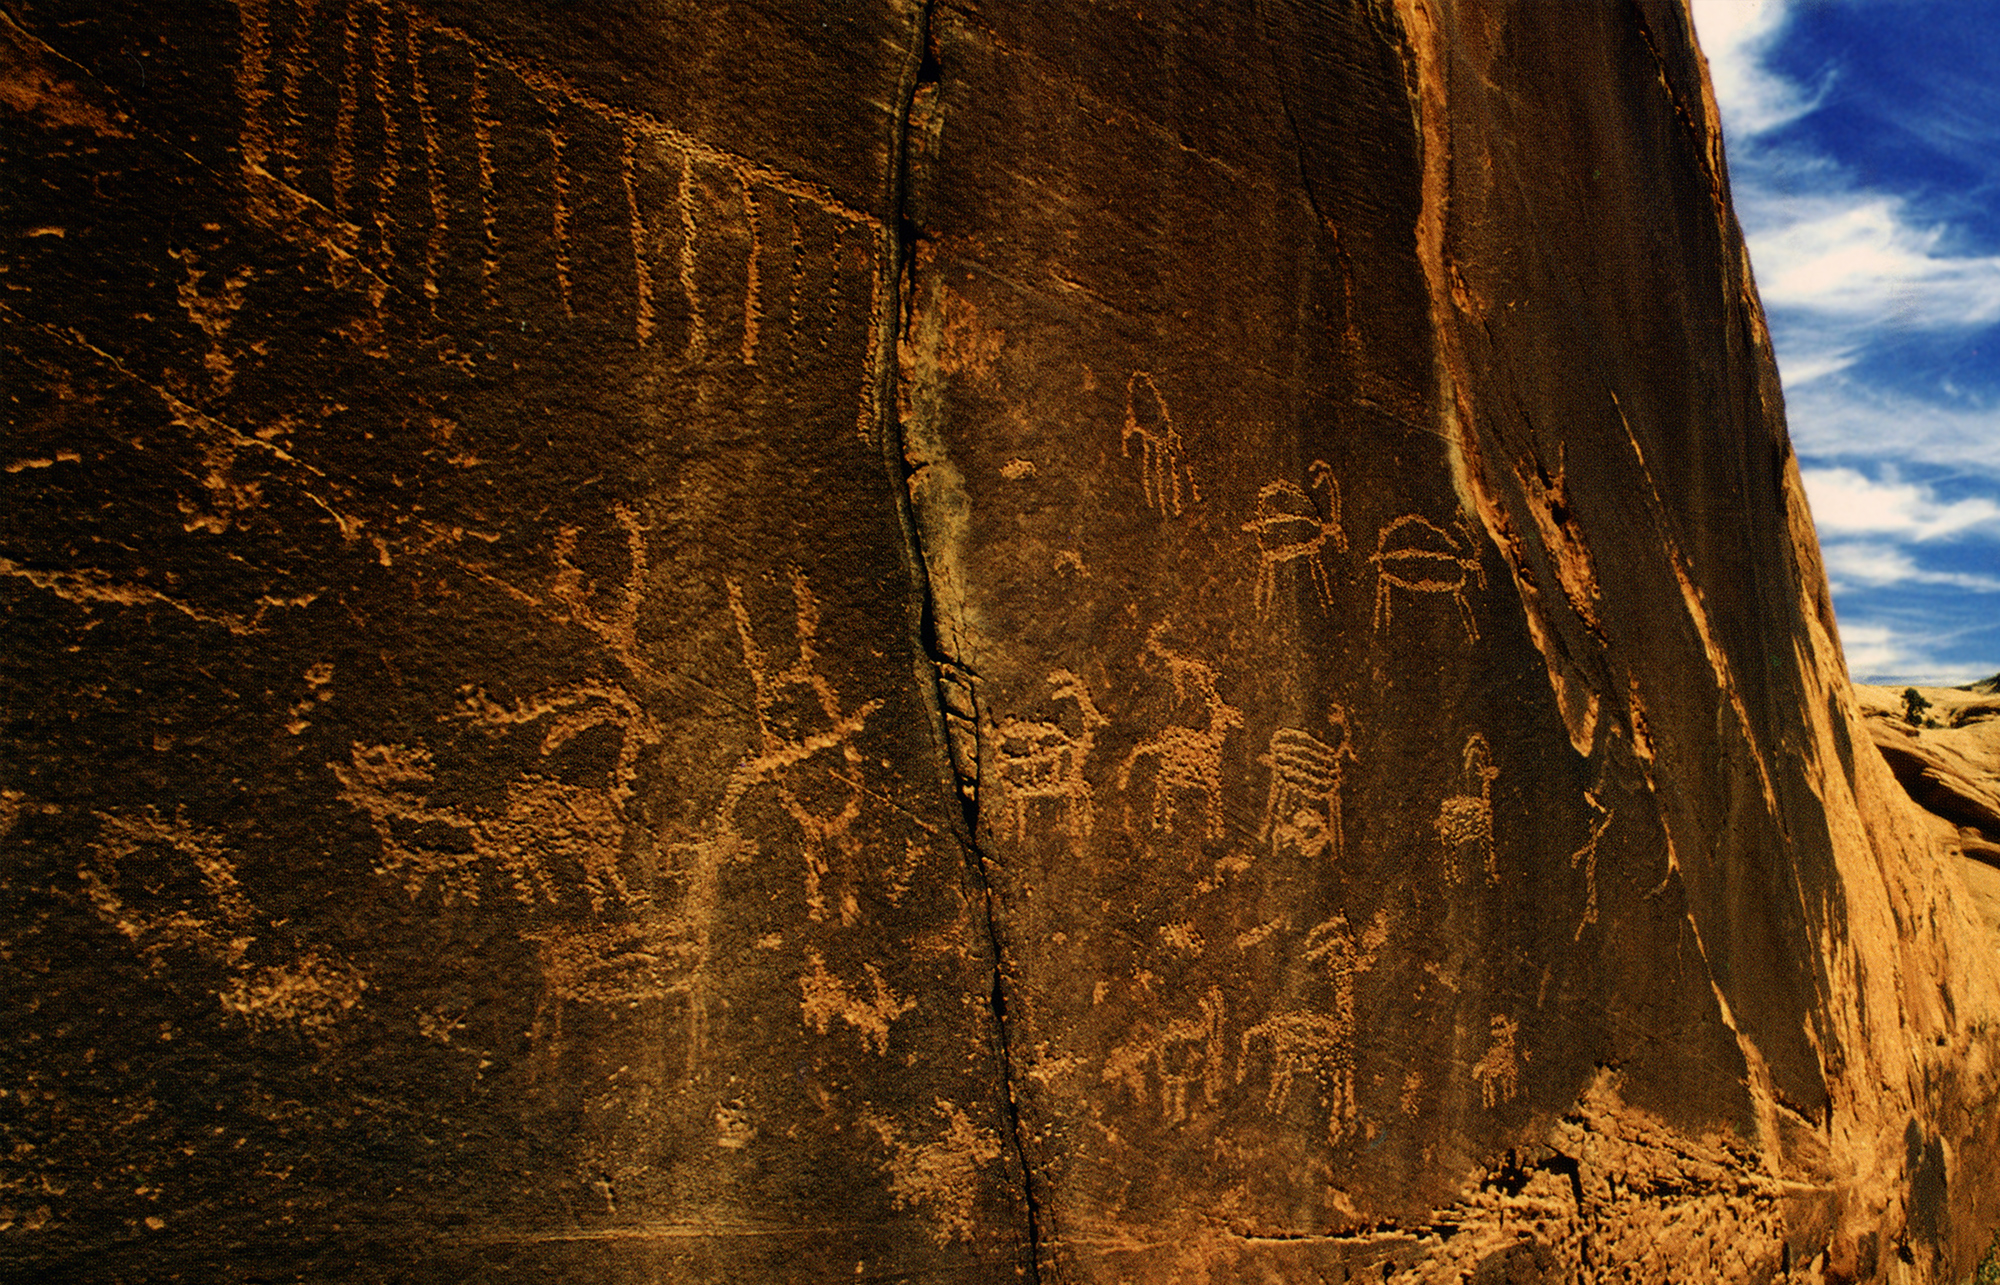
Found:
990,669 -> 1108,843
1371,512 -> 1486,642
1436,734 -> 1500,886
1118,630 -> 1242,841
1471,1013 -> 1523,1108
1121,371 -> 1197,516
1239,1011 -> 1348,1119
1259,704 -> 1360,864
1102,986 -> 1226,1125
1243,459 -> 1346,614
1571,789 -> 1612,940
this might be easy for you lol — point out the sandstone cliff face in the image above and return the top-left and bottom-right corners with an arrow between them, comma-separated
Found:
2,1 -> 1995,1281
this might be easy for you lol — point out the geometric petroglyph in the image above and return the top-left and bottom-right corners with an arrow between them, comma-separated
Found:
230,0 -> 885,426
1118,631 -> 1242,841
1436,733 -> 1501,886
989,669 -> 1108,843
1258,704 -> 1360,864
1371,512 -> 1487,643
1471,1013 -> 1523,1108
1102,986 -> 1227,1126
1243,458 -> 1346,614
1122,371 -> 1197,516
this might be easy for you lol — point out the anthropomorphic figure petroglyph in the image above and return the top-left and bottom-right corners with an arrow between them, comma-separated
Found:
1371,512 -> 1486,642
1118,632 -> 1242,840
1121,371 -> 1197,516
722,568 -> 882,920
1259,703 -> 1361,863
1243,458 -> 1346,613
991,669 -> 1108,842
1436,733 -> 1501,885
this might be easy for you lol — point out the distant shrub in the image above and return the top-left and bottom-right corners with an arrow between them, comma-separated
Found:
1902,687 -> 1932,727
1977,1227 -> 2000,1285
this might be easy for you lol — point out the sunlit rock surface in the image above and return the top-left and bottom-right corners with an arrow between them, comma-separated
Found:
3,1 -> 1997,1280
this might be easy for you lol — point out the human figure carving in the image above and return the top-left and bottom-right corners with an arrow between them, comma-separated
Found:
1121,371 -> 1197,516
990,669 -> 1108,842
1243,459 -> 1346,614
722,569 -> 882,920
1436,733 -> 1500,885
1259,703 -> 1360,863
1371,512 -> 1487,642
1118,631 -> 1242,840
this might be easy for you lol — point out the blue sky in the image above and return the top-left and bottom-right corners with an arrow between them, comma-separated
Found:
1691,0 -> 2000,685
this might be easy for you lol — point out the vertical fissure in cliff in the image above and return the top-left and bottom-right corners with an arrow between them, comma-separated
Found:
874,4 -> 1048,1277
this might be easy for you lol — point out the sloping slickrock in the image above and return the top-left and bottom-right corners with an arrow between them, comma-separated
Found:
3,1 -> 1998,1282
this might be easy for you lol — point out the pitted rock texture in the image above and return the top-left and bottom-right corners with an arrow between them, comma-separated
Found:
2,1 -> 1997,1281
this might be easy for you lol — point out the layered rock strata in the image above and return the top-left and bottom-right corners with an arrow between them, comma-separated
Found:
3,1 -> 1997,1280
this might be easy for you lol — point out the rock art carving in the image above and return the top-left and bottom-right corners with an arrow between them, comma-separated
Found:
1121,371 -> 1197,516
1102,986 -> 1227,1125
80,809 -> 367,1037
1436,734 -> 1501,886
989,669 -> 1108,842
1571,788 -> 1612,940
1118,630 -> 1242,840
1243,458 -> 1346,614
1471,1013 -> 1523,1108
337,684 -> 653,912
1259,704 -> 1361,864
230,0 -> 874,384
721,568 -> 883,922
1237,911 -> 1389,1144
1371,512 -> 1487,643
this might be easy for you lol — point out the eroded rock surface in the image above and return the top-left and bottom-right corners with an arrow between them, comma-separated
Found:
3,1 -> 1997,1281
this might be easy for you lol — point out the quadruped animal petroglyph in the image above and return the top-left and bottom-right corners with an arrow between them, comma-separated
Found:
1371,512 -> 1487,642
1259,704 -> 1360,864
989,669 -> 1108,843
1118,628 -> 1242,841
1244,459 -> 1346,614
1436,733 -> 1501,886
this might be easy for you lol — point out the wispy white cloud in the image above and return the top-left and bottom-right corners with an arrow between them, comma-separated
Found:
1821,541 -> 2000,592
1802,467 -> 2000,540
1787,378 -> 2000,476
1836,619 -> 1998,686
1690,0 -> 1825,136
